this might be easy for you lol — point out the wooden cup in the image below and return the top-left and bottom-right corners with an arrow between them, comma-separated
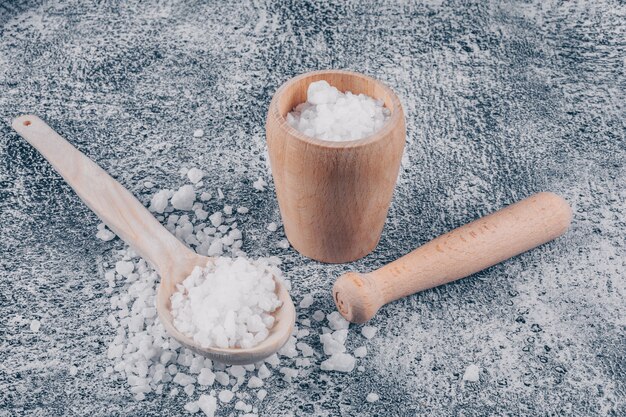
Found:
266,70 -> 406,263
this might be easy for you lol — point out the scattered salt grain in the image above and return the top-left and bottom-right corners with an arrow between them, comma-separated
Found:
463,364 -> 480,382
187,168 -> 205,184
69,365 -> 78,376
247,376 -> 264,388
287,80 -> 391,141
96,223 -> 116,241
257,389 -> 267,401
149,189 -> 172,213
115,261 -> 134,277
266,222 -> 277,232
361,326 -> 378,339
366,392 -> 379,403
327,311 -> 350,330
208,212 -> 223,228
312,310 -> 325,321
237,207 -> 249,214
253,177 -> 267,191
197,394 -> 217,416
193,129 -> 205,138
296,342 -> 314,357
197,368 -> 215,386
200,192 -> 212,201
184,401 -> 200,413
30,319 -> 41,332
218,389 -> 234,403
144,181 -> 154,188
354,346 -> 367,358
257,364 -> 271,380
171,257 -> 282,349
299,294 -> 314,309
277,239 -> 290,249
320,353 -> 356,373
171,185 -> 196,210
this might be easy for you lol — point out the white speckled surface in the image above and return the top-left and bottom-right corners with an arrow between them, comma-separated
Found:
1,1 -> 624,416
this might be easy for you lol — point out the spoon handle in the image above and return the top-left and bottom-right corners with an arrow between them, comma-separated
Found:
333,192 -> 573,323
12,115 -> 189,276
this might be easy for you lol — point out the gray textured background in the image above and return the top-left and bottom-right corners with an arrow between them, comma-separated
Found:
1,0 -> 625,416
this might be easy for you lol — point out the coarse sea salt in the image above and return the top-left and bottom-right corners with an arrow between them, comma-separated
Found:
287,80 -> 391,142
463,364 -> 480,382
366,392 -> 379,403
171,257 -> 283,349
101,181 -> 383,415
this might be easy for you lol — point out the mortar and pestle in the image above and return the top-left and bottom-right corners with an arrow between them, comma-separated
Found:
266,70 -> 572,323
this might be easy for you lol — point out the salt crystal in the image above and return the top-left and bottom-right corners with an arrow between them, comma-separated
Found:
115,261 -> 134,277
30,319 -> 41,332
361,326 -> 378,339
144,181 -> 154,188
184,384 -> 195,396
257,364 -> 271,379
327,311 -> 349,330
257,389 -> 267,401
69,365 -> 78,376
299,294 -> 314,309
223,205 -> 233,215
320,333 -> 345,355
217,188 -> 224,199
215,371 -> 230,386
228,365 -> 246,378
187,168 -> 205,184
208,212 -> 223,227
320,353 -> 356,373
96,224 -> 116,241
197,394 -> 217,416
366,392 -> 379,403
184,401 -> 200,413
171,185 -> 196,211
279,367 -> 298,382
247,376 -> 263,388
288,80 -> 391,141
237,207 -> 249,214
312,310 -> 325,321
173,372 -> 195,386
463,364 -> 480,382
253,177 -> 267,191
200,192 -> 212,201
296,342 -> 314,357
218,389 -> 234,403
198,368 -> 215,386
193,129 -> 205,138
354,346 -> 367,358
277,239 -> 290,249
149,189 -> 172,213
266,222 -> 277,232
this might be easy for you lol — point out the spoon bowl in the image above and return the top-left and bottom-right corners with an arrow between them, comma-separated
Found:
155,251 -> 295,365
12,115 -> 295,365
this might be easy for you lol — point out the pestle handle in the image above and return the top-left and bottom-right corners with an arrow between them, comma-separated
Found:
332,192 -> 572,323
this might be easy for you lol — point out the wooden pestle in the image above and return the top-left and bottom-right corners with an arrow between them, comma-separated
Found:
332,192 -> 572,323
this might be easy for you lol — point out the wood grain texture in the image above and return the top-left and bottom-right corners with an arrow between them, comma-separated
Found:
266,70 -> 406,263
333,192 -> 573,323
12,115 -> 295,365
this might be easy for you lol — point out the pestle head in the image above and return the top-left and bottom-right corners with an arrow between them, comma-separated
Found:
332,271 -> 385,324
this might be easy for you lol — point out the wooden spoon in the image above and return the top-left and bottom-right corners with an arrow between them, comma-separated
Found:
12,115 -> 295,365
333,192 -> 572,323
